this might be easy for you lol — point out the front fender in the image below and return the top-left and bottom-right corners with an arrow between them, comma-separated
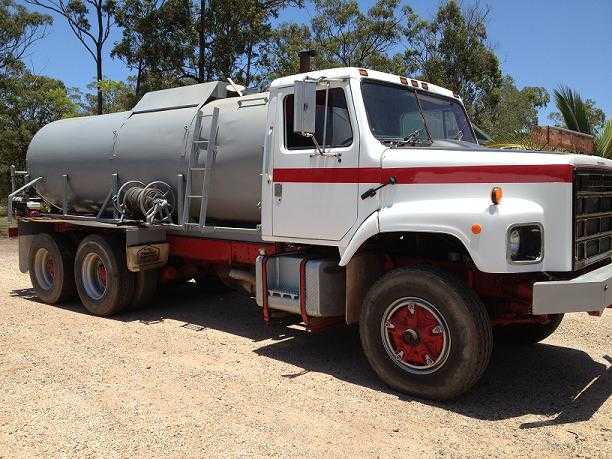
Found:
340,197 -> 548,273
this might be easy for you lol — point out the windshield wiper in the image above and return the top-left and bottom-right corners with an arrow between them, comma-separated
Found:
379,129 -> 432,148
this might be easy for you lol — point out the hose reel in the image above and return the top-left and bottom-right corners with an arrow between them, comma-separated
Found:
113,180 -> 176,224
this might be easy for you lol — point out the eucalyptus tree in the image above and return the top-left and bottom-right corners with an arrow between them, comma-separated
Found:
258,0 -> 409,85
402,0 -> 502,127
25,0 -> 115,114
0,0 -> 51,73
113,0 -> 300,92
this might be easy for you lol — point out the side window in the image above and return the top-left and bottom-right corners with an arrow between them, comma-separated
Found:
284,87 -> 353,150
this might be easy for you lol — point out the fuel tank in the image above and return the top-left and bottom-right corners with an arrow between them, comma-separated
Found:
26,81 -> 268,224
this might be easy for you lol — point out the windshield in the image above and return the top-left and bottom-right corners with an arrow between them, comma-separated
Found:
361,80 -> 476,145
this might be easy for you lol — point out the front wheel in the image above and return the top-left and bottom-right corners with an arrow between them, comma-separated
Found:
360,267 -> 492,401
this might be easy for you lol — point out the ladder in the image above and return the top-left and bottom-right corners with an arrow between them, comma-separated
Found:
182,106 -> 220,229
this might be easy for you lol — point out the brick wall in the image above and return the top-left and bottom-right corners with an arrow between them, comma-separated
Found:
531,126 -> 595,154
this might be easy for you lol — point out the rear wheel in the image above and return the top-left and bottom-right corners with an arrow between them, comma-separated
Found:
360,267 -> 492,401
494,314 -> 564,345
75,235 -> 134,316
28,233 -> 76,304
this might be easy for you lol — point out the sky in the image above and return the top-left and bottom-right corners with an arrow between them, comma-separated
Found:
20,0 -> 612,124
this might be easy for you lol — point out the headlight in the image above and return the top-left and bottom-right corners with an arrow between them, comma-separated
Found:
507,224 -> 543,263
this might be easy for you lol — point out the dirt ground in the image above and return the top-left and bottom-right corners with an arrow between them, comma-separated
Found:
0,238 -> 610,458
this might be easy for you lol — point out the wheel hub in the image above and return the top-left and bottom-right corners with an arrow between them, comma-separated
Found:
401,328 -> 419,346
82,253 -> 108,301
381,298 -> 450,374
34,248 -> 55,291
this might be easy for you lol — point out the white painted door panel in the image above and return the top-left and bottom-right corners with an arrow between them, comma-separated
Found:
272,84 -> 359,241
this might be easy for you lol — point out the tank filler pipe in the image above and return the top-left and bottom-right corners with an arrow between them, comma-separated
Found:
7,176 -> 44,223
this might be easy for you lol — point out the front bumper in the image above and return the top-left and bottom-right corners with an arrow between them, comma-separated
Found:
533,263 -> 612,315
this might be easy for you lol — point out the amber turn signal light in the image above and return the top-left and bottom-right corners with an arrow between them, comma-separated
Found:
471,224 -> 482,235
491,187 -> 503,205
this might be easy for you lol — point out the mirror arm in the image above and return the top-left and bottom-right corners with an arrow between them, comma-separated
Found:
321,83 -> 330,155
304,133 -> 325,156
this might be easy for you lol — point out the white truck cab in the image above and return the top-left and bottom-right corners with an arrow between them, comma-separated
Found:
263,67 -> 610,276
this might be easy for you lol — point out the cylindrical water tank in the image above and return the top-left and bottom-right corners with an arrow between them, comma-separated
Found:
26,82 -> 268,224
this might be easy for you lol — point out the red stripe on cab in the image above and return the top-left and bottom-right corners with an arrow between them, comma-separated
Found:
272,164 -> 573,184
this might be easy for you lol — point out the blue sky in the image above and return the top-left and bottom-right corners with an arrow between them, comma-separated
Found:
21,0 -> 612,123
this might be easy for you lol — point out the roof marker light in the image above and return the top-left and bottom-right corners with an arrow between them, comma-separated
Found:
358,68 -> 368,76
421,82 -> 429,91
400,76 -> 408,85
410,80 -> 419,88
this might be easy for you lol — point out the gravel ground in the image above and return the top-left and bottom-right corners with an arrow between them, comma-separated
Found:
0,237 -> 610,458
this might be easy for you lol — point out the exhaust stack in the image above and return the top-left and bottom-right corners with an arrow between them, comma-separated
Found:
298,49 -> 316,73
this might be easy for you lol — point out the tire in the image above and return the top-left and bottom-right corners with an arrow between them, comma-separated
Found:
360,267 -> 492,401
129,269 -> 159,310
28,233 -> 77,304
494,314 -> 563,345
74,234 -> 135,316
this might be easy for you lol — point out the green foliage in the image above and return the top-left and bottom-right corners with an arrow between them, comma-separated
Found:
549,92 -> 606,136
112,0 -> 193,96
25,0 -> 116,114
0,0 -> 51,73
112,0 -> 301,93
596,120 -> 612,157
310,0 -> 406,70
259,0 -> 410,85
261,1 -> 504,126
552,86 -> 594,135
479,75 -> 549,138
71,78 -> 137,114
549,86 -> 610,156
256,22 -> 311,83
403,0 -> 502,126
0,69 -> 78,197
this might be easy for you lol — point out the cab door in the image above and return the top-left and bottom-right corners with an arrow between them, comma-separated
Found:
271,82 -> 359,241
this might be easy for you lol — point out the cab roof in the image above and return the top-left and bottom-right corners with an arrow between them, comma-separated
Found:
269,67 -> 457,101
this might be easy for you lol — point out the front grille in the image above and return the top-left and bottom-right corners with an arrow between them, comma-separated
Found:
574,169 -> 612,269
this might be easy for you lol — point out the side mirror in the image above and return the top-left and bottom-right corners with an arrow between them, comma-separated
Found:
293,79 -> 316,136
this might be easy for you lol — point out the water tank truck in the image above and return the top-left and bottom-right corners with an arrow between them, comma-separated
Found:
8,64 -> 611,401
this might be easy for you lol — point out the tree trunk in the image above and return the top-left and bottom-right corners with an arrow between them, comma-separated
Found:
95,3 -> 104,115
96,46 -> 103,115
197,0 -> 206,83
135,60 -> 143,98
245,40 -> 253,87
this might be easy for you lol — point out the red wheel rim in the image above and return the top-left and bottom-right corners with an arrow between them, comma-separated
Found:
97,263 -> 107,287
381,298 -> 450,374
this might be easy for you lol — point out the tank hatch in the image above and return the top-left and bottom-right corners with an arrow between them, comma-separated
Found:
131,81 -> 227,114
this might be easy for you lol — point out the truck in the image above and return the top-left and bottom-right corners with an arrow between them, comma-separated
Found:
7,61 -> 612,401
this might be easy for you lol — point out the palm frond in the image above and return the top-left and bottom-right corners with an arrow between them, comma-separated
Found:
553,86 -> 592,135
596,119 -> 612,157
